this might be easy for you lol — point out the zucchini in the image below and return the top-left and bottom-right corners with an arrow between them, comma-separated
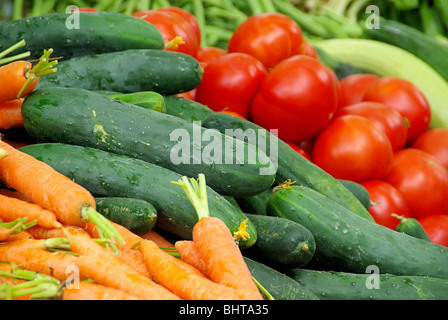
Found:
243,257 -> 320,300
108,92 -> 166,113
315,38 -> 448,129
95,197 -> 157,236
266,185 -> 448,279
202,112 -> 374,221
164,96 -> 214,122
21,87 -> 276,198
337,179 -> 372,210
394,214 -> 432,242
244,214 -> 316,269
35,49 -> 203,96
287,269 -> 448,300
0,12 -> 164,60
19,143 -> 257,249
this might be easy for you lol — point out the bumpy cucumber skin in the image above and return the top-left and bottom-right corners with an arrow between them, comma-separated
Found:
338,179 -> 372,210
267,186 -> 448,279
21,87 -> 275,198
244,214 -> 316,269
243,257 -> 320,300
95,197 -> 157,236
0,12 -> 164,60
20,143 -> 257,249
202,112 -> 374,222
236,187 -> 273,216
287,269 -> 448,300
35,49 -> 203,95
164,96 -> 214,122
395,217 -> 432,242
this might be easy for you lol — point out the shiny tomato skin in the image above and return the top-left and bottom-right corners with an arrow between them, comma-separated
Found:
361,180 -> 410,230
299,40 -> 318,58
362,77 -> 431,143
312,115 -> 394,182
132,10 -> 199,57
220,110 -> 248,120
157,6 -> 201,45
418,215 -> 448,247
194,53 -> 267,118
385,148 -> 448,219
250,55 -> 340,143
336,101 -> 408,151
338,74 -> 380,108
196,46 -> 226,67
412,128 -> 448,171
228,13 -> 303,69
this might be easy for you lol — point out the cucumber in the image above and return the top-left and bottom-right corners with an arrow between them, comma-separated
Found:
35,49 -> 203,96
243,257 -> 320,300
0,12 -> 164,60
337,179 -> 372,210
394,214 -> 432,242
19,143 -> 257,249
21,87 -> 275,198
202,112 -> 374,221
244,214 -> 316,269
266,185 -> 448,279
109,92 -> 166,113
236,187 -> 273,216
95,197 -> 157,236
164,96 -> 214,122
286,269 -> 448,300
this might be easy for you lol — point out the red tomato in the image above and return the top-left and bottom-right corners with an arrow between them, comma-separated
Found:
312,115 -> 394,182
196,46 -> 226,68
412,128 -> 448,171
361,180 -> 410,230
157,6 -> 201,46
228,13 -> 303,69
336,101 -> 408,151
285,142 -> 311,161
132,10 -> 199,57
362,77 -> 431,143
385,148 -> 448,219
221,110 -> 248,120
250,55 -> 340,143
299,40 -> 318,58
194,53 -> 267,118
418,215 -> 448,247
338,74 -> 380,108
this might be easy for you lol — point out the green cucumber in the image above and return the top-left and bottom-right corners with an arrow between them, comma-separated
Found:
202,112 -> 374,222
164,96 -> 214,122
109,92 -> 166,113
0,12 -> 164,60
286,269 -> 448,300
267,185 -> 448,279
19,143 -> 257,249
394,214 -> 432,242
236,187 -> 273,216
35,49 -> 203,96
243,257 -> 320,300
244,214 -> 316,269
21,87 -> 275,198
95,197 -> 157,236
337,179 -> 372,210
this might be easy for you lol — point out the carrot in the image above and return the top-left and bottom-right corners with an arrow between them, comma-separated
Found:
3,230 -> 33,242
172,174 -> 264,300
175,240 -> 210,279
141,229 -> 176,252
66,231 -> 180,300
0,188 -> 32,202
0,139 -> 123,246
0,217 -> 36,241
139,239 -> 241,300
0,99 -> 24,129
62,281 -> 139,300
0,193 -> 62,229
27,225 -> 87,240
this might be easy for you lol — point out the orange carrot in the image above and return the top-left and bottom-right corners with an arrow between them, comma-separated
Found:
66,231 -> 180,300
0,99 -> 24,129
27,225 -> 87,240
0,140 -> 123,245
175,240 -> 210,279
0,217 -> 36,241
141,230 -> 176,251
3,230 -> 33,241
0,188 -> 32,202
62,281 -> 139,300
0,194 -> 61,229
139,239 -> 241,300
172,174 -> 263,300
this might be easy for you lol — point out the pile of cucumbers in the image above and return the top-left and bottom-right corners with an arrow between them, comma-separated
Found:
2,11 -> 448,300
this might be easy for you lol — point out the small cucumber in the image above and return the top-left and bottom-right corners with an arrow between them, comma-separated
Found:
337,179 -> 372,210
95,197 -> 157,236
287,269 -> 448,300
244,214 -> 316,269
109,92 -> 166,113
164,96 -> 214,122
35,49 -> 203,96
0,12 -> 164,60
394,214 -> 432,242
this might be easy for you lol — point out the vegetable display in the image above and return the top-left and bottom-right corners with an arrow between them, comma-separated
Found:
1,0 -> 448,303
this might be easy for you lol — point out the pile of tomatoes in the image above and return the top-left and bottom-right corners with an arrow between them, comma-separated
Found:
81,6 -> 448,247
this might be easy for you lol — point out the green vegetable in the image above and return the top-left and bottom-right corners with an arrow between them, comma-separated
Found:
164,96 -> 214,122
21,87 -> 275,198
337,179 -> 372,210
95,197 -> 157,236
236,187 -> 273,216
19,143 -> 257,249
108,91 -> 166,113
394,214 -> 432,242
